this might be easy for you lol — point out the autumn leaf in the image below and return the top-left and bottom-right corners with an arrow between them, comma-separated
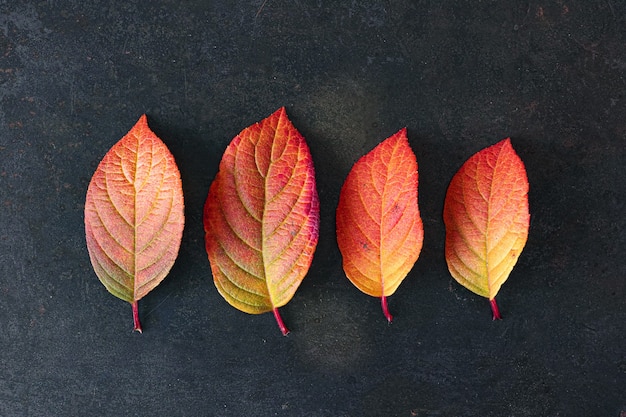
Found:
203,107 -> 319,335
84,115 -> 185,332
336,129 -> 424,322
443,138 -> 529,319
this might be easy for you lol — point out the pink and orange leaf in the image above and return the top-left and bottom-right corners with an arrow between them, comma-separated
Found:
85,115 -> 185,332
203,107 -> 319,335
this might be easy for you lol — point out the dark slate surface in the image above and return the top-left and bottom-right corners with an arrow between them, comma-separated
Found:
1,1 -> 624,416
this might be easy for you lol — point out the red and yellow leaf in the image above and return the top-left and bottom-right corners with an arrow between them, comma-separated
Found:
203,107 -> 319,335
443,138 -> 529,319
84,115 -> 185,332
336,129 -> 424,322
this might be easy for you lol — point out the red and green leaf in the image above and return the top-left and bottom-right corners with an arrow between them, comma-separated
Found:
85,115 -> 185,332
203,107 -> 319,335
336,129 -> 424,322
443,138 -> 529,319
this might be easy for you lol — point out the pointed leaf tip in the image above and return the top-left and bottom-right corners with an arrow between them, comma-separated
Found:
204,108 -> 319,334
336,129 -> 423,321
85,115 -> 185,330
444,138 -> 529,316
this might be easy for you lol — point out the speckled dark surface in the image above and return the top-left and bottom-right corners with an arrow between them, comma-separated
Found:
0,1 -> 624,416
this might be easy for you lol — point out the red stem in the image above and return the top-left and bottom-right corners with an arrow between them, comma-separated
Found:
132,301 -> 143,333
381,296 -> 393,323
273,307 -> 290,336
490,298 -> 502,320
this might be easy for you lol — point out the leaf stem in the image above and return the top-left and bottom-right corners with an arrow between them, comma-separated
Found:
273,307 -> 290,336
381,296 -> 393,323
132,301 -> 143,333
490,298 -> 502,320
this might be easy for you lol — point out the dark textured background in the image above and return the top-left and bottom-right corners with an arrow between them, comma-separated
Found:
1,1 -> 624,416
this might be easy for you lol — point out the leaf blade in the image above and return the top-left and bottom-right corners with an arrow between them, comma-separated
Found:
85,115 -> 185,328
336,129 -> 424,319
443,138 -> 530,309
204,108 -> 320,330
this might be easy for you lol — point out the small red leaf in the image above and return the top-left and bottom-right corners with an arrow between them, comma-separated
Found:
443,138 -> 529,318
204,107 -> 319,335
85,115 -> 185,331
336,129 -> 424,322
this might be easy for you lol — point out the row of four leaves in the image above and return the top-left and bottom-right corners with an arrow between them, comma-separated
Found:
85,108 -> 529,334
